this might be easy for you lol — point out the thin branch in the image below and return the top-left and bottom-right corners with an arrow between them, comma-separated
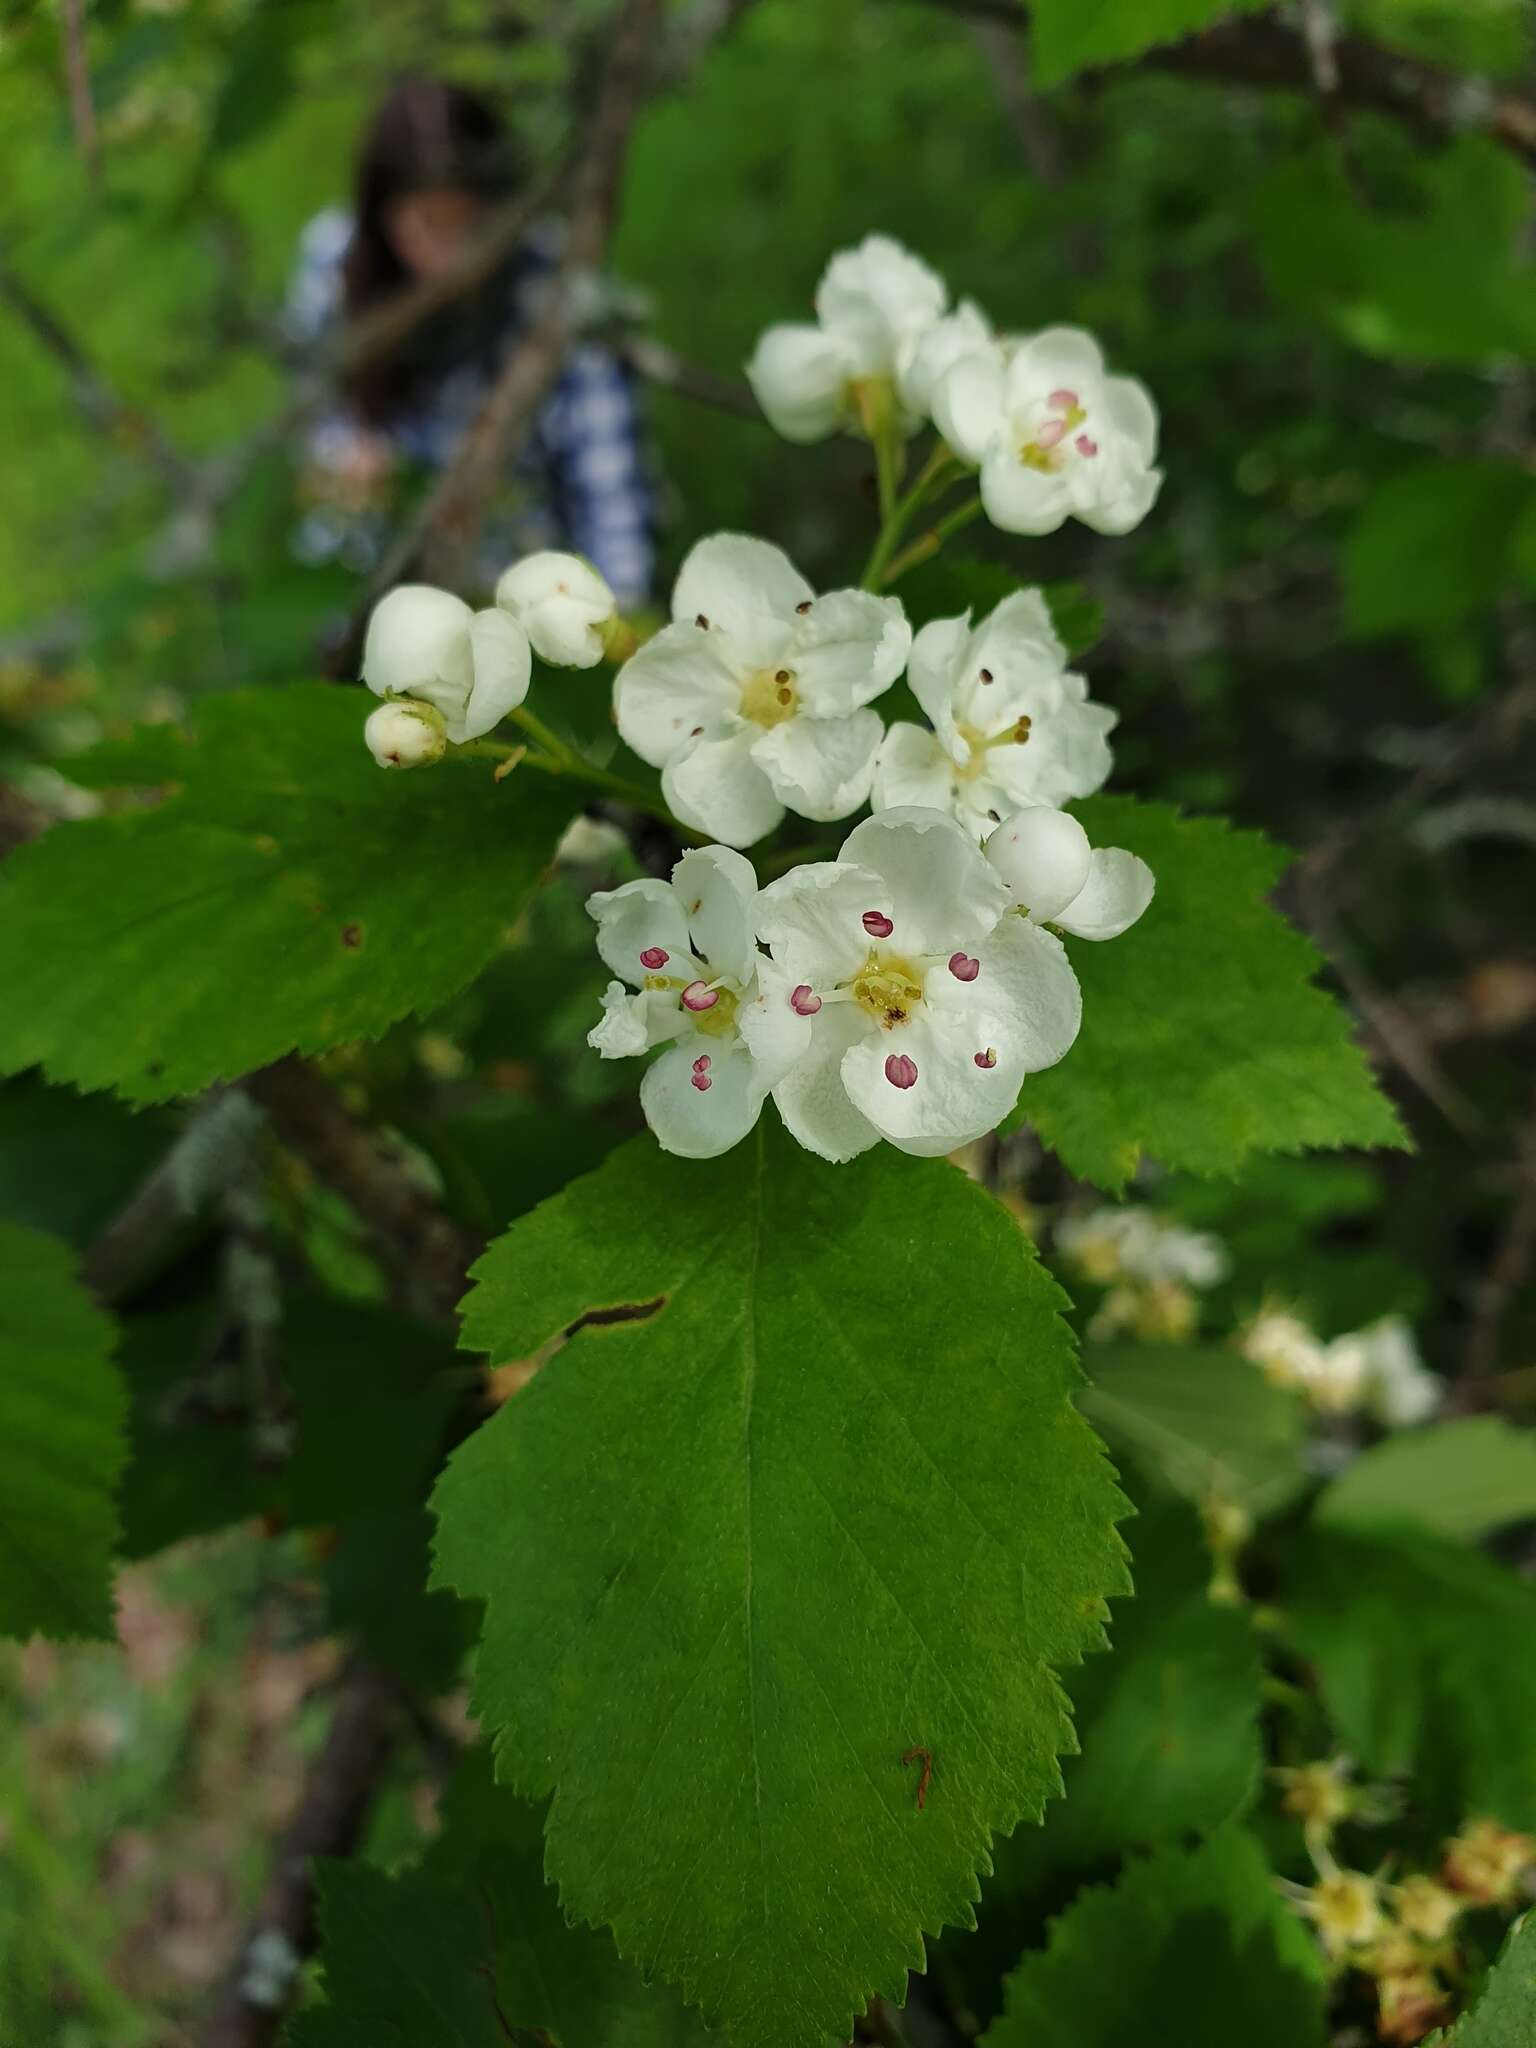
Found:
916,0 -> 1536,171
58,0 -> 99,189
622,335 -> 760,417
1462,1095 -> 1536,1386
196,1661 -> 406,2048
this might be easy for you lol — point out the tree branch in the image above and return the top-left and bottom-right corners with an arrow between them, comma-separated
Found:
917,0 -> 1536,171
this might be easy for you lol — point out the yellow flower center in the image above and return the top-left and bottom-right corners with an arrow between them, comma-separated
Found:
849,950 -> 924,1030
692,987 -> 740,1037
740,666 -> 799,729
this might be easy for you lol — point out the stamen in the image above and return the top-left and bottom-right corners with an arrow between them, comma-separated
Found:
885,1052 -> 918,1090
795,599 -> 813,614
1014,714 -> 1032,743
1075,434 -> 1099,459
862,910 -> 894,939
948,952 -> 980,982
690,1069 -> 713,1092
974,1047 -> 997,1070
681,980 -> 719,1012
1034,418 -> 1067,451
692,1053 -> 711,1074
694,613 -> 709,629
1048,388 -> 1079,410
639,946 -> 669,970
790,984 -> 822,1016
979,667 -> 993,684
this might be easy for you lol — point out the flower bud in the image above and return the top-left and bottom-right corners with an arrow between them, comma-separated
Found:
364,699 -> 446,770
362,584 -> 531,743
496,551 -> 617,669
984,806 -> 1092,921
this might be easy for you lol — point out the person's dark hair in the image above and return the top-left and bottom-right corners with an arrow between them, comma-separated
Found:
341,76 -> 519,424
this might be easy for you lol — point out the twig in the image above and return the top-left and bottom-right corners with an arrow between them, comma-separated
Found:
916,0 -> 1536,172
58,0 -> 99,189
196,1661 -> 406,2048
245,1056 -> 480,1324
1462,1096 -> 1536,1386
622,336 -> 761,417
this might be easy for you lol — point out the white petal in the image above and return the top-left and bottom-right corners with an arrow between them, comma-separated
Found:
612,622 -> 740,769
789,589 -> 911,718
966,589 -> 1065,689
755,859 -> 888,987
928,909 -> 1083,1075
750,709 -> 883,823
872,722 -> 959,816
979,448 -> 1071,537
1055,848 -> 1155,941
587,981 -> 684,1059
1074,463 -> 1163,538
745,324 -> 853,443
360,585 -> 473,699
770,1003 -> 880,1164
837,807 -> 1009,955
738,960 -> 816,1092
1007,326 -> 1108,403
670,843 -> 760,984
839,1013 -> 1011,1157
641,1037 -> 764,1160
1102,373 -> 1159,465
932,353 -> 1006,465
989,690 -> 1116,809
586,877 -> 694,984
662,725 -> 785,848
984,807 -> 1092,920
897,301 -> 995,417
496,551 -> 614,668
814,235 -> 947,375
905,613 -> 971,759
459,609 -> 532,740
672,533 -> 813,639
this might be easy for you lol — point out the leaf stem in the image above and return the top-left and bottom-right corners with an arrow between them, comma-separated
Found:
879,492 -> 985,586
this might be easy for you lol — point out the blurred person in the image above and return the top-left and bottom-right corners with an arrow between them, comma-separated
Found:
285,75 -> 653,602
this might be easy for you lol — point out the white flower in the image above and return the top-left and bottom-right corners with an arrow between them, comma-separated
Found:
745,234 -> 947,442
984,805 -> 1155,941
1353,1316 -> 1439,1428
752,807 -> 1082,1162
896,300 -> 998,421
363,699 -> 446,770
586,846 -> 800,1160
555,814 -> 628,867
1241,1310 -> 1329,1396
361,584 -> 531,743
613,533 -> 911,848
496,551 -> 616,669
934,325 -> 1161,537
1057,1205 -> 1226,1290
874,593 -> 1116,841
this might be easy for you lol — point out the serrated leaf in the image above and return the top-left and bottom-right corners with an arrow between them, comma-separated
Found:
288,1751 -> 713,2047
431,1126 -> 1128,2048
1288,1527 -> 1536,1830
1425,1914 -> 1536,2047
984,1829 -> 1325,2046
1014,798 -> 1407,1189
0,685 -> 574,1103
0,1222 -> 125,1640
1081,1343 -> 1308,1515
1317,1418 -> 1536,1544
1030,0 -> 1273,88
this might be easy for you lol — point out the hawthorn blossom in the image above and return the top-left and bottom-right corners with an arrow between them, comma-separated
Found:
1239,1309 -> 1438,1425
751,807 -> 1082,1162
873,593 -> 1116,839
496,551 -> 616,669
586,846 -> 800,1160
933,326 -> 1161,537
745,235 -> 947,442
362,584 -> 530,744
613,534 -> 911,847
984,804 -> 1155,941
895,300 -> 996,422
364,699 -> 446,770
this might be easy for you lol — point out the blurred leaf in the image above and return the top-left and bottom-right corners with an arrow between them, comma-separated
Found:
1344,462 -> 1535,638
0,1073 -> 175,1246
1014,798 -> 1409,1188
983,1829 -> 1325,2046
290,1750 -> 713,2047
1030,0 -> 1273,87
0,686 -> 574,1103
1081,1342 -> 1307,1513
0,1223 -> 124,1640
432,1127 -> 1128,2048
1287,1526 -> 1536,1830
1317,1418 -> 1536,1543
207,0 -> 329,161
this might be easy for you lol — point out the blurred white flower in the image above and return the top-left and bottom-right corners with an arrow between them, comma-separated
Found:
496,551 -> 617,669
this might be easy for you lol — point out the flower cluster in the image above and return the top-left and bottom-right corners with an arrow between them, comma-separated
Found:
746,233 -> 1162,539
1241,1309 -> 1439,1426
587,805 -> 1148,1161
1055,1202 -> 1228,1342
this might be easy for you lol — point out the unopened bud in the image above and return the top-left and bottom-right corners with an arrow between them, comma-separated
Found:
1443,1819 -> 1535,1906
984,806 -> 1091,922
1394,1875 -> 1463,1943
364,699 -> 446,770
496,550 -> 617,669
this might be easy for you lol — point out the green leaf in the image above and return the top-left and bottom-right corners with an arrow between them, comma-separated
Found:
1030,0 -> 1272,88
1080,1343 -> 1307,1515
1425,1913 -> 1536,2047
0,1073 -> 175,1246
0,685 -> 574,1103
1344,463 -> 1535,638
289,1752 -> 713,2047
983,1829 -> 1325,2047
1316,1418 -> 1536,1544
1015,797 -> 1408,1189
0,1222 -> 124,1640
431,1126 -> 1128,2048
1288,1527 -> 1536,1830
